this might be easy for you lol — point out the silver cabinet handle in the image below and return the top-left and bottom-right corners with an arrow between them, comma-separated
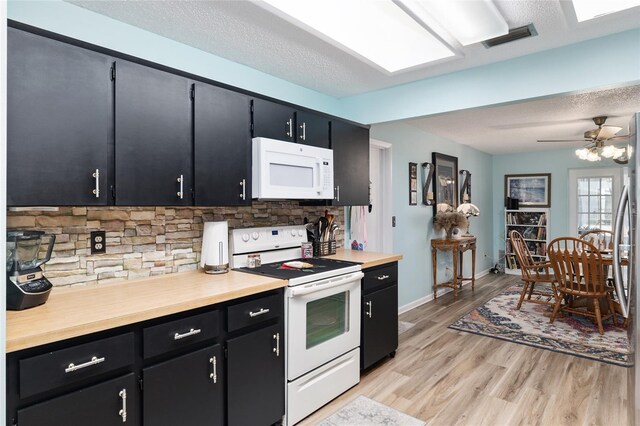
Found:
300,122 -> 306,141
65,356 -> 105,373
92,169 -> 100,198
366,301 -> 373,318
119,389 -> 127,423
273,333 -> 280,357
240,179 -> 246,200
377,274 -> 390,281
176,175 -> 184,199
174,328 -> 201,340
249,308 -> 270,317
286,119 -> 293,138
336,185 -> 340,202
209,355 -> 217,382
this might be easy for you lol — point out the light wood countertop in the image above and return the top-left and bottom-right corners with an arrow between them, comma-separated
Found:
326,248 -> 403,269
6,271 -> 286,353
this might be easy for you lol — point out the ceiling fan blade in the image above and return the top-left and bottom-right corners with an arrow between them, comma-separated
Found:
537,139 -> 591,143
608,135 -> 629,140
597,126 -> 622,140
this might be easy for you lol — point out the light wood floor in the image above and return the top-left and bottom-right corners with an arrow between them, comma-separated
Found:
300,274 -> 633,426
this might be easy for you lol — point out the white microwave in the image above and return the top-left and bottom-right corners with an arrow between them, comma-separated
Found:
252,137 -> 334,200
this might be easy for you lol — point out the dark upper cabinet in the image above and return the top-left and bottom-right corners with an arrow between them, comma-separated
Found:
331,120 -> 370,206
114,60 -> 192,206
296,110 -> 330,149
17,373 -> 138,426
252,98 -> 296,142
143,344 -> 224,426
227,323 -> 284,426
7,28 -> 111,206
194,84 -> 251,206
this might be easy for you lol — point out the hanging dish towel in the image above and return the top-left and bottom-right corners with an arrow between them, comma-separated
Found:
349,206 -> 367,250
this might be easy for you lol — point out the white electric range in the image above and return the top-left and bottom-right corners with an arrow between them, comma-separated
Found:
230,225 -> 363,425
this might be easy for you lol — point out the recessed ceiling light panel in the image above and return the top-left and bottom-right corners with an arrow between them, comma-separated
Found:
571,0 -> 640,22
256,0 -> 455,73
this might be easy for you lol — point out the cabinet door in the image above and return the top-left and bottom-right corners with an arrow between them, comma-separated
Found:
296,111 -> 330,149
194,84 -> 251,205
227,323 -> 284,426
7,28 -> 111,206
331,120 -> 370,206
143,344 -> 224,426
362,284 -> 398,370
115,60 -> 192,206
252,98 -> 295,142
17,373 -> 138,426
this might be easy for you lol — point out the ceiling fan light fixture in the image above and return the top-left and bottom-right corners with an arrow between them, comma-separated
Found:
600,144 -> 618,158
612,147 -> 627,160
575,148 -> 589,160
586,149 -> 602,162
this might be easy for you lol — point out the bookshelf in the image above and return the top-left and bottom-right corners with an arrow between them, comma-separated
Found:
504,208 -> 549,275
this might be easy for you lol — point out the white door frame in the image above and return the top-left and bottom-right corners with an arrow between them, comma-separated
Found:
1,1 -> 8,417
370,139 -> 393,253
568,167 -> 624,236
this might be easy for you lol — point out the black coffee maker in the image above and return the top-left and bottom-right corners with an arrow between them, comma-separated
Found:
6,230 -> 56,310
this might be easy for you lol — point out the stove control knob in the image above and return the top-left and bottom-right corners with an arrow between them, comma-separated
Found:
242,233 -> 250,242
298,230 -> 304,237
252,232 -> 259,240
291,229 -> 297,237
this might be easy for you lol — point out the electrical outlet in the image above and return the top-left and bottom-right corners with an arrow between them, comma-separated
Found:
392,216 -> 396,227
90,230 -> 106,254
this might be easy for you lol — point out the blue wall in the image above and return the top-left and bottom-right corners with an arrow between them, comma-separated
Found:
371,123 -> 493,307
490,148 -> 627,260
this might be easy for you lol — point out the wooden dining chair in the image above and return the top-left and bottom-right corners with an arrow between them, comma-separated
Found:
547,237 -> 618,334
580,229 -> 614,252
509,230 -> 559,310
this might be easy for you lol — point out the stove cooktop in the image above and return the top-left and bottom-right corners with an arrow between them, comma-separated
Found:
236,257 -> 361,285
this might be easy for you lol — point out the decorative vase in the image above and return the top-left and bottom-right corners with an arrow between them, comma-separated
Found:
446,228 -> 454,239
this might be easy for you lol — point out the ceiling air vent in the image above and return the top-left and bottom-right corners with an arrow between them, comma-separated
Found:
482,24 -> 537,48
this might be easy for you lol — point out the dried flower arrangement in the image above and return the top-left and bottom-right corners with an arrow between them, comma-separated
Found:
433,211 -> 468,238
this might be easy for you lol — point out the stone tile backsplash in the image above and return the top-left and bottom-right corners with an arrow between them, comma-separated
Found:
7,203 -> 343,286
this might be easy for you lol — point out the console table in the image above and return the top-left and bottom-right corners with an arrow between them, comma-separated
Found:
431,236 -> 476,300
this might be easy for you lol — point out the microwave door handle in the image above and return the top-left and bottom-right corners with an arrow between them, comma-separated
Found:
613,184 -> 629,317
315,158 -> 323,193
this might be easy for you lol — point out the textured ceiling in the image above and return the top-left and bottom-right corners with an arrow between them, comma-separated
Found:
67,0 -> 640,98
406,85 -> 640,155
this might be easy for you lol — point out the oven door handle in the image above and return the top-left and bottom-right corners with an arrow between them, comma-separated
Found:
289,271 -> 364,297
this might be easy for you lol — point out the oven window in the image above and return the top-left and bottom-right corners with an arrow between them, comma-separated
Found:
306,291 -> 349,349
270,163 -> 313,188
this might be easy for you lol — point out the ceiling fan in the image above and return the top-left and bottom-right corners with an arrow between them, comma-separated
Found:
537,116 -> 629,163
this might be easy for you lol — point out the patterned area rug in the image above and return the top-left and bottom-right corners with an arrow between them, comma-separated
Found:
317,396 -> 425,426
449,285 -> 632,367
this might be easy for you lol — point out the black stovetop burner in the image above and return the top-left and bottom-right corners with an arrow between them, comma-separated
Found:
236,257 -> 360,281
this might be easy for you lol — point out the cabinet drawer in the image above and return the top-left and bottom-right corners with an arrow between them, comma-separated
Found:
143,310 -> 220,359
363,263 -> 398,294
19,333 -> 134,399
227,293 -> 282,333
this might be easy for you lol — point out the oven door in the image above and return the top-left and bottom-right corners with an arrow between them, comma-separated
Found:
286,271 -> 363,381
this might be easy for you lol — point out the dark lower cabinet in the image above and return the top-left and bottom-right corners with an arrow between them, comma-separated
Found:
7,27 -> 111,206
227,323 -> 285,426
17,373 -> 138,426
194,84 -> 252,205
115,60 -> 192,206
143,344 -> 224,426
331,120 -> 370,206
361,263 -> 399,370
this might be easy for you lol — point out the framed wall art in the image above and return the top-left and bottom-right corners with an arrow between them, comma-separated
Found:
432,152 -> 458,214
409,162 -> 418,205
504,173 -> 551,207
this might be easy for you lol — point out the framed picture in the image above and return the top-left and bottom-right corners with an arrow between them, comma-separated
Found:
409,162 -> 418,205
504,173 -> 551,207
432,153 -> 458,214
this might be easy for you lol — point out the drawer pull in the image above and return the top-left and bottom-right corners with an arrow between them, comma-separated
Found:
249,308 -> 270,317
65,356 -> 105,373
273,333 -> 280,357
209,355 -> 217,383
366,301 -> 373,318
119,388 -> 127,422
174,328 -> 201,340
377,274 -> 390,281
